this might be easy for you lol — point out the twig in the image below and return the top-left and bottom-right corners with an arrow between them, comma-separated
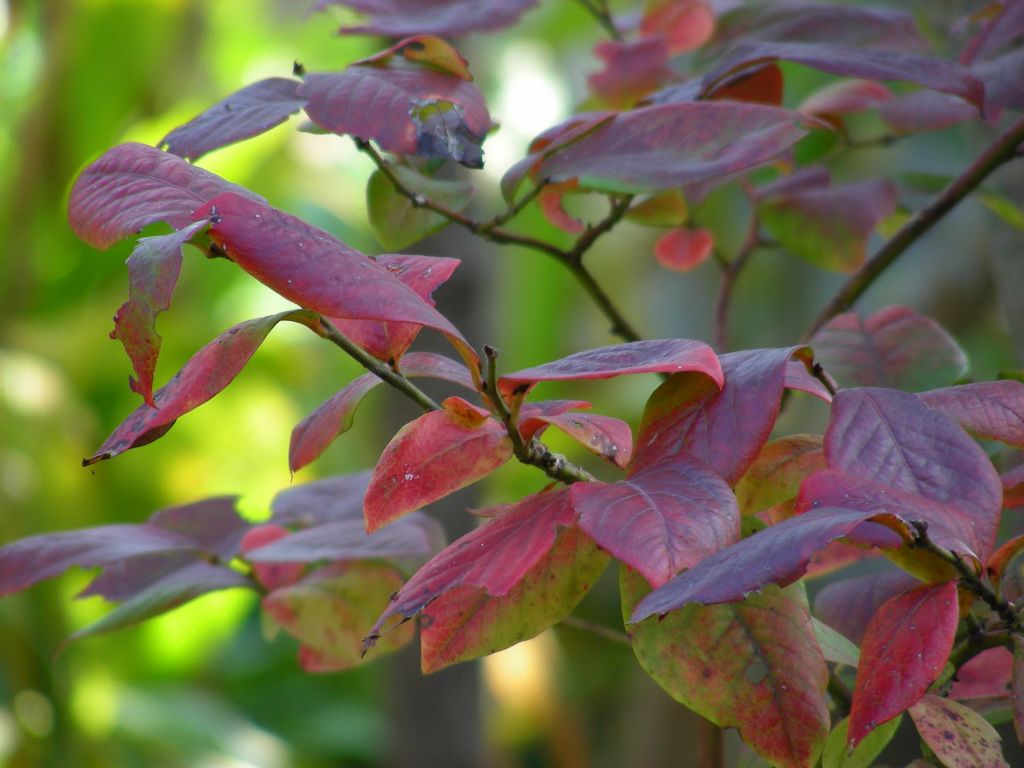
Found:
934,629 -> 1013,691
572,0 -> 622,41
356,138 -> 644,343
558,615 -> 632,646
827,668 -> 853,718
321,319 -> 596,486
713,213 -> 760,352
909,521 -> 1020,630
810,362 -> 838,397
806,116 -> 1024,338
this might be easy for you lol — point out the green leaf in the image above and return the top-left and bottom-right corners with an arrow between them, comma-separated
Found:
812,618 -> 860,667
978,192 -> 1024,230
822,715 -> 901,768
366,166 -> 474,250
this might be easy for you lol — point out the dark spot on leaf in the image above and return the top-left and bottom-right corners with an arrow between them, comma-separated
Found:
745,660 -> 767,685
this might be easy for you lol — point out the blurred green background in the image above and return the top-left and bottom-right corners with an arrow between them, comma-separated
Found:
1,0 -> 1021,766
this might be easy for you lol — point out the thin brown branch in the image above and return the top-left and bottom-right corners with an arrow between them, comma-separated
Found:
572,0 -> 622,41
806,116 -> 1024,339
827,668 -> 853,718
713,213 -> 761,352
558,615 -> 632,646
356,138 -> 645,343
934,629 -> 1013,691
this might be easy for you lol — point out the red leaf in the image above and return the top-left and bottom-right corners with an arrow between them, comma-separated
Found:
625,573 -> 830,768
812,306 -> 968,391
160,77 -> 306,161
67,143 -> 261,249
240,524 -> 304,591
289,352 -> 475,473
195,192 -> 476,368
517,399 -> 592,441
708,64 -> 785,106
949,647 -> 1013,701
517,102 -> 816,194
631,347 -> 810,484
538,180 -> 585,234
784,359 -> 834,402
85,310 -> 320,465
111,220 -> 208,406
848,582 -> 959,746
813,570 -> 920,644
573,455 -> 739,587
823,388 -> 1002,559
533,411 -> 633,467
701,43 -> 984,110
919,380 -> 1024,448
798,79 -> 892,123
367,488 -> 578,638
987,534 -> 1024,597
419,525 -> 608,672
909,694 -> 1011,768
1004,465 -> 1024,508
640,1 -> 715,55
353,35 -> 473,81
654,227 -> 714,272
327,254 -> 461,363
499,338 -> 722,402
588,37 -> 674,109
630,507 -> 907,621
316,0 -> 538,37
299,41 -> 491,167
364,397 -> 512,531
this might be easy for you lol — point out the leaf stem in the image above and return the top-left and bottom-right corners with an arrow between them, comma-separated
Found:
558,615 -> 632,646
934,629 -> 1012,691
355,139 -> 644,343
713,212 -> 760,352
806,116 -> 1024,338
572,0 -> 622,41
827,668 -> 853,718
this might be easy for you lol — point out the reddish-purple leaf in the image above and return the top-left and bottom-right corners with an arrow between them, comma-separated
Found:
111,220 -> 209,406
146,496 -> 252,559
316,0 -> 538,37
419,525 -> 608,673
0,525 -> 199,596
812,306 -> 968,391
538,180 -> 585,234
330,254 -> 461,362
516,102 -> 816,194
976,47 -> 1024,110
588,37 -> 675,110
270,472 -> 371,528
367,488 -> 578,640
299,47 -> 491,167
631,347 -> 810,484
364,397 -> 512,532
625,572 -> 829,768
963,0 -> 1024,63
265,561 -> 412,673
85,310 -> 320,465
987,535 -> 1024,602
196,192 -> 476,367
640,0 -> 716,55
67,143 -> 261,249
813,570 -> 920,644
160,77 -> 306,161
499,338 -> 722,402
824,388 -> 1002,558
1014,635 -> 1024,746
654,227 -> 714,272
709,3 -> 922,51
241,525 -> 306,591
517,399 -> 592,441
798,79 -> 892,121
909,694 -> 1010,768
758,178 -> 898,272
631,507 -> 908,621
702,43 -> 984,110
1004,465 -> 1024,509
949,647 -> 1013,701
574,455 -> 739,587
919,380 -> 1024,448
534,411 -> 633,467
289,351 -> 474,473
848,582 -> 959,746
878,90 -> 980,134
784,359 -> 833,402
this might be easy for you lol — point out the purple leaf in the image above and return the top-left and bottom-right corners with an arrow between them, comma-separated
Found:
160,77 -> 306,161
631,507 -> 906,621
878,90 -> 979,134
316,0 -> 538,37
700,43 -> 984,109
67,143 -> 261,249
512,102 -> 817,194
811,306 -> 969,391
85,310 -> 321,465
111,219 -> 209,405
573,455 -> 739,587
632,347 -> 811,484
245,517 -> 443,564
824,388 -> 1002,558
813,569 -> 921,644
499,339 -> 723,401
919,380 -> 1024,448
975,47 -> 1024,110
533,411 -> 633,467
270,472 -> 371,529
